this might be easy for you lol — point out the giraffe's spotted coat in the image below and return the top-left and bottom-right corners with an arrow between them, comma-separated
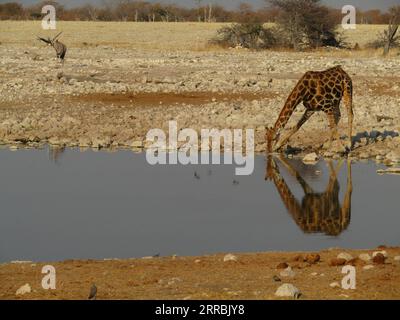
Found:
266,66 -> 353,153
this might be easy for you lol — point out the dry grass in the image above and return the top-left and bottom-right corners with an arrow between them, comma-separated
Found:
0,21 -> 396,53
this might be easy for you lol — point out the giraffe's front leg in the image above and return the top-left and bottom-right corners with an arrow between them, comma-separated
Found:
275,110 -> 314,152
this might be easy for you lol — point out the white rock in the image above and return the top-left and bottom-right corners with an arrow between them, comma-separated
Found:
280,267 -> 296,278
363,265 -> 374,270
394,256 -> 400,262
337,252 -> 353,261
275,284 -> 300,297
372,251 -> 388,258
311,272 -> 318,276
359,253 -> 371,262
131,140 -> 143,148
302,152 -> 319,164
377,168 -> 400,175
223,254 -> 238,262
386,150 -> 400,163
16,284 -> 31,295
330,282 -> 340,288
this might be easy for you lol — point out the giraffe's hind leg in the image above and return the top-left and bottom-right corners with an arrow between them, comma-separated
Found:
274,109 -> 314,151
325,107 -> 346,152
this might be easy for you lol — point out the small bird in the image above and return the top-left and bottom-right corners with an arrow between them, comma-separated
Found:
272,275 -> 281,282
233,180 -> 239,185
88,283 -> 97,300
294,292 -> 302,300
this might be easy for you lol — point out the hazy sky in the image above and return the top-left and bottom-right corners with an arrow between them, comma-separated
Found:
2,0 -> 399,11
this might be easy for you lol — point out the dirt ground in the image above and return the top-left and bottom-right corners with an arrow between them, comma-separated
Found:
1,247 -> 399,300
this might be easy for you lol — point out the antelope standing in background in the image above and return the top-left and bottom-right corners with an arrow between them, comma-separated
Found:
37,32 -> 67,63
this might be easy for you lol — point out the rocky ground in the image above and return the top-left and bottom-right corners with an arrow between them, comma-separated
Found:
1,247 -> 399,300
0,22 -> 399,164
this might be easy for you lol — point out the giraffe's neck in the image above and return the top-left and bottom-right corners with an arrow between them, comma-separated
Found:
273,81 -> 304,135
270,167 -> 303,220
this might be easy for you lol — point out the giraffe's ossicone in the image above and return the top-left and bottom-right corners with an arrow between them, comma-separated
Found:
266,65 -> 353,153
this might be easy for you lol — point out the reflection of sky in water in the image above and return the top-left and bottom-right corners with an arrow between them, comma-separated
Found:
0,147 -> 399,262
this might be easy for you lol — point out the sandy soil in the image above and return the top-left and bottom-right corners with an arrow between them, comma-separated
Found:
1,247 -> 399,300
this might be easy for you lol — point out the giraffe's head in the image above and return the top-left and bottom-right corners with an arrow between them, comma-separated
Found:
265,127 -> 276,153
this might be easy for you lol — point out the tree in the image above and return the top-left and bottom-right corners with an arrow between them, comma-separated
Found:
0,2 -> 24,19
267,0 -> 340,49
383,6 -> 400,55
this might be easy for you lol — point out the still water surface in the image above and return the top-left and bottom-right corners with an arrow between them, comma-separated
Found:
0,147 -> 398,262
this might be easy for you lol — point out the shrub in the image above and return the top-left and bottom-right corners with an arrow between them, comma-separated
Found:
268,0 -> 342,50
211,23 -> 277,49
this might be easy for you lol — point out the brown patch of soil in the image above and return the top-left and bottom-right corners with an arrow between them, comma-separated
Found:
70,91 -> 278,107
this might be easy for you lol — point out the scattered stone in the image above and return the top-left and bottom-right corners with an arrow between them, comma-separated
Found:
377,168 -> 400,175
330,282 -> 340,288
167,277 -> 183,286
131,140 -> 143,148
277,262 -> 289,269
347,258 -> 364,266
394,256 -> 400,262
302,152 -> 319,164
329,258 -> 347,266
372,251 -> 388,258
16,284 -> 31,295
311,272 -> 318,276
273,275 -> 281,282
223,254 -> 238,262
292,255 -> 304,262
363,265 -> 374,270
280,266 -> 296,278
386,150 -> 400,164
305,254 -> 321,264
337,252 -> 353,261
275,284 -> 300,298
372,253 -> 386,265
359,253 -> 372,263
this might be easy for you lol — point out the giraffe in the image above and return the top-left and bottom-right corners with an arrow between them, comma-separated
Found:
265,155 -> 352,236
266,66 -> 353,153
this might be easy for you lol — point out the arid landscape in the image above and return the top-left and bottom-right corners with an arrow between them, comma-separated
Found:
0,22 -> 399,162
0,20 -> 399,300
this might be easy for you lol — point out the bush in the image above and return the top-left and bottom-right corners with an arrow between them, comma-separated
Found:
366,30 -> 400,49
268,0 -> 342,49
211,23 -> 277,49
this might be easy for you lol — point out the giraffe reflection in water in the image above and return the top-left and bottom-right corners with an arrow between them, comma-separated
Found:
266,156 -> 352,236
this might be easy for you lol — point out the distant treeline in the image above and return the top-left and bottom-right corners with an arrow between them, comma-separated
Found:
0,0 -> 395,24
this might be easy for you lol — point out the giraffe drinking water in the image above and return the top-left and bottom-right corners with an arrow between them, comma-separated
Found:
266,66 -> 353,153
